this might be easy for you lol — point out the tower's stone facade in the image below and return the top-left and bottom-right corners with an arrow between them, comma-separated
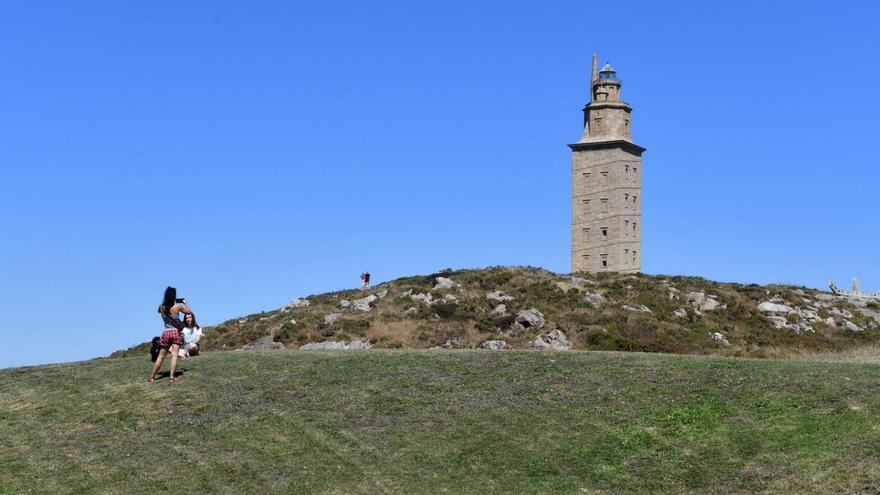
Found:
569,53 -> 645,274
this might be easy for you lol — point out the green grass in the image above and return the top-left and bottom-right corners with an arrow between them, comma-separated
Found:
4,350 -> 880,494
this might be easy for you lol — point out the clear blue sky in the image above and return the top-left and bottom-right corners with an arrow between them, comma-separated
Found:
1,1 -> 877,368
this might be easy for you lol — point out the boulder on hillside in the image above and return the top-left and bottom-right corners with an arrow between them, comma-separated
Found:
531,330 -> 571,350
492,304 -> 508,315
433,277 -> 456,290
711,332 -> 730,346
843,321 -> 863,333
757,302 -> 793,315
480,340 -> 507,350
687,291 -> 725,312
323,313 -> 342,325
299,339 -> 372,350
622,304 -> 653,314
583,293 -> 604,308
352,295 -> 377,312
240,335 -> 284,351
486,290 -> 514,302
515,308 -> 545,329
286,298 -> 310,308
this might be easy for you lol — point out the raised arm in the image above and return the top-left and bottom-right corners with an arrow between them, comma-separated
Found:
170,301 -> 193,316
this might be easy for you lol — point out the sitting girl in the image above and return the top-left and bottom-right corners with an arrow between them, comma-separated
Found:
180,313 -> 204,357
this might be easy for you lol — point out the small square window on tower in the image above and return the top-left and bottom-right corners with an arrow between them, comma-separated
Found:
633,195 -> 638,208
601,254 -> 608,268
600,198 -> 609,213
582,254 -> 591,266
583,199 -> 591,214
583,171 -> 591,187
601,227 -> 608,241
624,220 -> 630,236
582,227 -> 591,242
624,193 -> 629,210
633,250 -> 637,264
601,171 -> 609,186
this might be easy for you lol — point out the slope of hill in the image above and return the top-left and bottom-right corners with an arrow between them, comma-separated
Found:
3,350 -> 880,494
116,266 -> 880,359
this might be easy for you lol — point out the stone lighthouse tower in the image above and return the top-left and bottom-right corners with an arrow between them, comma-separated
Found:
569,53 -> 646,274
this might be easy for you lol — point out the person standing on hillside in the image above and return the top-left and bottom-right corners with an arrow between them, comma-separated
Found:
361,271 -> 371,289
148,286 -> 193,383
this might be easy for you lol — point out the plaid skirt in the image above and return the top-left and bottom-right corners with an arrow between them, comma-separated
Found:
159,328 -> 183,349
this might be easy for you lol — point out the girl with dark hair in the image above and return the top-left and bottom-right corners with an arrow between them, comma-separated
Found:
179,313 -> 204,357
148,286 -> 193,382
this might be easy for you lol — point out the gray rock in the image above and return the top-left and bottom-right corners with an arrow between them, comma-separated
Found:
583,292 -> 604,308
376,289 -> 388,299
859,309 -> 880,325
323,313 -> 342,325
241,335 -> 283,351
352,294 -> 377,312
795,308 -> 820,322
824,316 -> 837,327
299,339 -> 372,350
830,307 -> 854,319
410,293 -> 434,304
673,308 -> 688,318
480,340 -> 507,350
711,332 -> 730,346
843,320 -> 863,333
404,307 -> 418,316
531,330 -> 571,350
486,291 -> 514,302
433,277 -> 455,290
758,302 -> 793,315
339,300 -> 351,309
789,323 -> 814,335
434,336 -> 466,349
492,304 -> 508,315
766,315 -> 789,329
687,291 -> 725,312
815,293 -> 836,301
622,304 -> 653,314
515,308 -> 546,329
287,298 -> 310,308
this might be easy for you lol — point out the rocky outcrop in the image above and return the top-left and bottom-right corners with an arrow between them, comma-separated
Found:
622,304 -> 653,314
687,292 -> 725,313
711,332 -> 730,346
480,340 -> 507,350
531,330 -> 571,350
486,291 -> 514,302
323,313 -> 342,325
299,339 -> 372,350
515,308 -> 545,330
240,335 -> 284,351
433,277 -> 456,290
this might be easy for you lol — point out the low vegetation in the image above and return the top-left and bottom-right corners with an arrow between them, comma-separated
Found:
114,266 -> 880,359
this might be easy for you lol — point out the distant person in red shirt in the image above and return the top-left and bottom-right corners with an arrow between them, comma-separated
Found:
361,271 -> 371,289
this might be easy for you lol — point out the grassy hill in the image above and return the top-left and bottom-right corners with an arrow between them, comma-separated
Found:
4,349 -> 880,494
116,266 -> 880,359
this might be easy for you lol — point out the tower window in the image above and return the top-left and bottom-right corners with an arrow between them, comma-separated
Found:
633,250 -> 638,264
600,198 -> 609,213
582,254 -> 591,266
633,195 -> 638,208
583,199 -> 591,214
624,193 -> 630,209
624,220 -> 630,236
633,222 -> 637,234
583,172 -> 591,186
633,167 -> 638,176
582,228 -> 591,242
601,171 -> 609,186
601,227 -> 608,241
601,254 -> 608,268
624,248 -> 629,261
